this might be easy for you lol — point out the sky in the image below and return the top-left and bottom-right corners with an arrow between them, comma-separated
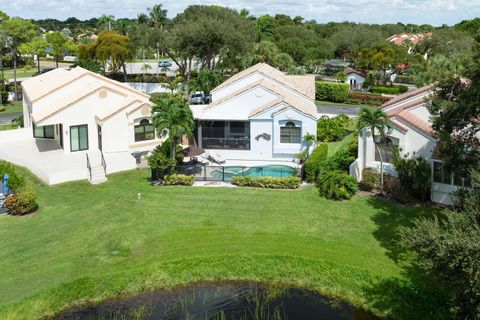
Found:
1,0 -> 480,25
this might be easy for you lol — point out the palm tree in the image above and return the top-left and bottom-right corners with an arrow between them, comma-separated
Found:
98,14 -> 115,31
152,94 -> 194,163
147,4 -> 167,28
357,108 -> 391,195
303,133 -> 316,159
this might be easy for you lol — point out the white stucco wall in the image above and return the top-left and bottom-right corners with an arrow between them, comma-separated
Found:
345,74 -> 365,89
203,104 -> 316,163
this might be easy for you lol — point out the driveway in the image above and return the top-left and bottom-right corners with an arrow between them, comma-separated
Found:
317,105 -> 361,117
0,113 -> 21,125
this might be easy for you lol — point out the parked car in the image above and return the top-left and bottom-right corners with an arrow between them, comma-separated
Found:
191,91 -> 205,105
158,61 -> 172,68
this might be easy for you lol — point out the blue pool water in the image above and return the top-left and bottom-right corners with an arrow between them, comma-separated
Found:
211,165 -> 297,180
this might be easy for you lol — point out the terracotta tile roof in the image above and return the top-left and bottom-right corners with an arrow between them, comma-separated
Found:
392,110 -> 434,137
212,63 -> 315,100
345,68 -> 367,78
386,32 -> 432,46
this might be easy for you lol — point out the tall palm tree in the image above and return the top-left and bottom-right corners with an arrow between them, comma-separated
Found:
152,94 -> 194,163
98,14 -> 115,31
357,108 -> 391,195
147,4 -> 167,28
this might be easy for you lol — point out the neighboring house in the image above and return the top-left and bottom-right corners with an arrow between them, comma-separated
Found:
0,66 -> 162,185
350,85 -> 471,205
386,32 -> 432,54
189,63 -> 317,165
345,69 -> 366,91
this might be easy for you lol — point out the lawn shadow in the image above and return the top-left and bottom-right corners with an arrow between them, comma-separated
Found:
363,196 -> 452,319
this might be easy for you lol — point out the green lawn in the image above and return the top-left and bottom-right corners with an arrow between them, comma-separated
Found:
0,101 -> 23,115
3,68 -> 37,79
316,100 -> 378,109
0,168 -> 447,319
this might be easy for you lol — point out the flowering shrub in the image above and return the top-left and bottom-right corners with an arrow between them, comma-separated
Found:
4,189 -> 38,216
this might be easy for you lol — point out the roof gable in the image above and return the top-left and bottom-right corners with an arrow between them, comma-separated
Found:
212,63 -> 315,100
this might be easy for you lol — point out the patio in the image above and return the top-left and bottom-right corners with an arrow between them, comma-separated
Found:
0,129 -> 89,184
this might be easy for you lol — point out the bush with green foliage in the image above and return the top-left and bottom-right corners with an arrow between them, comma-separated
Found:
392,149 -> 432,202
232,176 -> 301,189
148,145 -> 177,181
163,174 -> 194,186
315,81 -> 349,103
11,115 -> 24,128
395,74 -> 417,84
359,167 -> 380,191
0,161 -> 25,191
400,168 -> 480,319
304,144 -> 328,182
316,114 -> 351,142
318,170 -> 358,200
371,85 -> 408,95
1,91 -> 8,104
316,137 -> 358,180
347,92 -> 391,106
4,188 -> 38,216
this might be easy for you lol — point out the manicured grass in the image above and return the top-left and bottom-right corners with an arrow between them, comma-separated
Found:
316,100 -> 378,109
3,68 -> 37,79
0,124 -> 16,131
0,101 -> 23,115
0,168 -> 447,319
327,133 -> 355,157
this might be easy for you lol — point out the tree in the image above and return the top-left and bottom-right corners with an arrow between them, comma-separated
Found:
303,133 -> 316,158
2,17 -> 37,100
0,11 -> 9,94
189,69 -> 222,94
331,25 -> 383,64
147,4 -> 168,28
98,14 -> 115,31
151,94 -> 194,164
78,31 -> 132,78
45,31 -> 76,68
19,37 -> 48,72
414,54 -> 468,86
357,108 -> 391,194
400,167 -> 480,319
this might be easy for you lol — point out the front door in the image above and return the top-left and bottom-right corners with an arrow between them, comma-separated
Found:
70,125 -> 89,152
97,125 -> 102,151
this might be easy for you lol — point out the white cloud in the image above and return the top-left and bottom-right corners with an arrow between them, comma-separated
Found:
1,0 -> 479,25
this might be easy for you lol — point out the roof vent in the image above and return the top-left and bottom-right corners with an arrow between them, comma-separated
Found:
99,90 -> 108,99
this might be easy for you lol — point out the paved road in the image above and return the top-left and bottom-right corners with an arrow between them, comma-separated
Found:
317,105 -> 361,117
0,112 -> 21,125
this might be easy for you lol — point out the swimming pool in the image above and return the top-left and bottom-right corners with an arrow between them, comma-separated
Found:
211,165 -> 297,180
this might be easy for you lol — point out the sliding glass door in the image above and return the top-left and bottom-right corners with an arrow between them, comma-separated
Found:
70,125 -> 88,152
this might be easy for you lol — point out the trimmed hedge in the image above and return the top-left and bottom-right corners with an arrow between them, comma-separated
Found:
163,174 -> 194,186
316,114 -> 351,142
371,85 -> 408,95
304,144 -> 328,182
315,81 -> 349,103
347,92 -> 391,106
232,176 -> 301,189
318,170 -> 358,200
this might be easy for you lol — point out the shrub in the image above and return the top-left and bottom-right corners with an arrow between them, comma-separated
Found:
347,92 -> 391,105
392,149 -> 432,202
318,171 -> 358,200
148,146 -> 177,181
317,136 -> 358,178
395,75 -> 417,84
359,167 -> 380,191
0,161 -> 25,191
304,144 -> 328,182
316,114 -> 351,142
232,176 -> 301,189
1,91 -> 8,104
4,188 -> 38,216
371,85 -> 408,95
315,81 -> 349,103
163,174 -> 194,186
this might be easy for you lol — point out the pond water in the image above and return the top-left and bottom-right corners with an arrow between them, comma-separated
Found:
56,282 -> 379,320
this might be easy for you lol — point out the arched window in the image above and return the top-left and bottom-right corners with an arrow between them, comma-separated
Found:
375,136 -> 399,163
280,121 -> 301,144
134,119 -> 155,142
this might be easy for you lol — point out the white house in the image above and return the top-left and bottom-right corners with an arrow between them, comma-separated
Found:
350,85 -> 471,205
0,67 -> 163,185
189,63 -> 317,165
345,69 -> 366,91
